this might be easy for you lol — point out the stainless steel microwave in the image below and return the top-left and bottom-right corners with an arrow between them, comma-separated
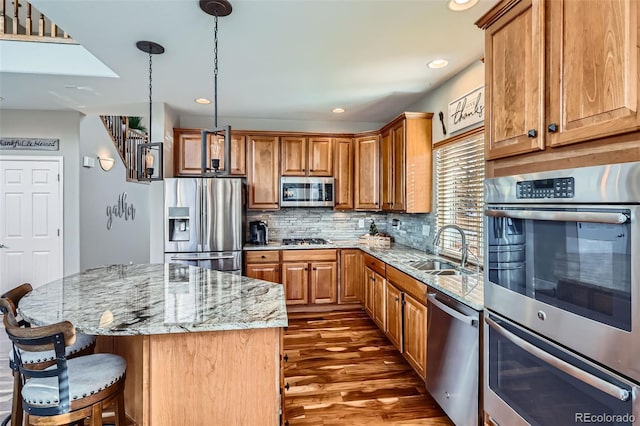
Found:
280,176 -> 334,207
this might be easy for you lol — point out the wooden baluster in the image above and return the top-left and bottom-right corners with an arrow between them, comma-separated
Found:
51,22 -> 57,38
38,12 -> 44,36
63,31 -> 69,39
12,0 -> 18,34
1,0 -> 6,35
25,3 -> 31,35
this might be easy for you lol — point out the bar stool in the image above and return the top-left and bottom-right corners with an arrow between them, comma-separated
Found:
3,309 -> 127,425
1,284 -> 96,426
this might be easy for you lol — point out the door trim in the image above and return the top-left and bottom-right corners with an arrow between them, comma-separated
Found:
0,155 -> 64,281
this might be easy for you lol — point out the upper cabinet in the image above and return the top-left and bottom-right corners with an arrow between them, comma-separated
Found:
281,136 -> 333,176
247,135 -> 280,210
334,138 -> 354,210
478,0 -> 640,160
354,134 -> 380,210
173,128 -> 246,175
380,113 -> 433,213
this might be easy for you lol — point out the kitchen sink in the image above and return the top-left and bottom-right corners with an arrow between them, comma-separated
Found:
406,259 -> 458,271
429,269 -> 462,276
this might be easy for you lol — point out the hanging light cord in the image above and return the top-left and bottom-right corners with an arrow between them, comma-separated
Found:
213,12 -> 219,128
148,47 -> 153,142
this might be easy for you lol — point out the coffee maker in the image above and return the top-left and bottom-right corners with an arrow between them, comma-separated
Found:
249,221 -> 269,245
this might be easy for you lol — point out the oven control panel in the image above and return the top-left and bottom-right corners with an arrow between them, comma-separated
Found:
516,177 -> 574,199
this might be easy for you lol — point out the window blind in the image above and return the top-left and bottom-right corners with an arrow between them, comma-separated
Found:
435,130 -> 485,263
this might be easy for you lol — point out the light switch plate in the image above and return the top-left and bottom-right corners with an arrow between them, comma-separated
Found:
358,219 -> 365,228
422,225 -> 430,236
82,156 -> 95,168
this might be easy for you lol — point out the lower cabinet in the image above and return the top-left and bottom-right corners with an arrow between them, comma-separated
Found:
245,250 -> 281,284
364,266 -> 375,318
403,293 -> 427,377
339,249 -> 362,304
385,283 -> 403,351
281,249 -> 338,306
372,272 -> 386,330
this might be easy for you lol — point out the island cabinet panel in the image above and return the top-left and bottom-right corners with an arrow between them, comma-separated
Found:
148,328 -> 281,426
354,134 -> 380,210
310,261 -> 338,304
282,262 -> 309,305
404,293 -> 427,378
248,135 -> 280,210
173,128 -> 246,175
334,138 -> 354,210
385,282 -> 403,351
339,249 -> 362,304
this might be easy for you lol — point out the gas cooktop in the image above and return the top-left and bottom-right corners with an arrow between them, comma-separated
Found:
282,238 -> 329,246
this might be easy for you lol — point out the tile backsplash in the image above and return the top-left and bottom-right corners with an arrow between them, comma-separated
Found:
247,208 -> 434,251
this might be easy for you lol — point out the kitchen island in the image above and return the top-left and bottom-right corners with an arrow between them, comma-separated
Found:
18,263 -> 288,426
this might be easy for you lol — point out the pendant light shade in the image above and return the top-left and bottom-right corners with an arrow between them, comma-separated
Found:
200,0 -> 232,176
136,40 -> 165,181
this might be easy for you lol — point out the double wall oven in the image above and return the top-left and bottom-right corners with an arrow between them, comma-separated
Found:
484,162 -> 640,425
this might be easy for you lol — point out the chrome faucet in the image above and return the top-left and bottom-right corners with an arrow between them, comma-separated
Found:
433,225 -> 468,268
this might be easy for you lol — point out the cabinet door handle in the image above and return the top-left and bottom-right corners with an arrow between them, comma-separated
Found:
304,267 -> 308,271
312,267 -> 317,270
284,354 -> 289,362
527,129 -> 537,138
261,255 -> 266,259
548,123 -> 558,133
284,383 -> 290,391
395,296 -> 399,302
310,169 -> 314,172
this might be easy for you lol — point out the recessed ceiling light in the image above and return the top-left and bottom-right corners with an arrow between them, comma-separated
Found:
195,98 -> 211,104
427,59 -> 449,69
332,107 -> 345,114
447,0 -> 479,11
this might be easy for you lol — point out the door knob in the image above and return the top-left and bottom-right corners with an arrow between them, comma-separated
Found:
0,243 -> 7,249
527,129 -> 537,138
547,123 -> 558,133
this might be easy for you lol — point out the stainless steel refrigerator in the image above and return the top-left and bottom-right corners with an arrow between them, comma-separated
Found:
164,177 -> 244,274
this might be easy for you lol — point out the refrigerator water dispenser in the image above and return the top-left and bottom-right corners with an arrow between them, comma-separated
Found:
168,207 -> 190,242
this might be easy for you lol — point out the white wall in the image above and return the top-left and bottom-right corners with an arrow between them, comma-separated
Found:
0,110 -> 82,275
180,115 -> 384,134
78,115 -> 151,269
408,59 -> 484,143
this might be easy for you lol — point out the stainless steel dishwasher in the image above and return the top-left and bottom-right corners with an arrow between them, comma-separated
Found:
426,290 -> 481,426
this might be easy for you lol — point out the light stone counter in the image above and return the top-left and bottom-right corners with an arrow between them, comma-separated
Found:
19,263 -> 288,336
244,241 -> 484,310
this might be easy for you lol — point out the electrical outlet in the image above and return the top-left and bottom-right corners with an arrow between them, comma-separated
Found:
422,225 -> 431,236
358,219 -> 365,228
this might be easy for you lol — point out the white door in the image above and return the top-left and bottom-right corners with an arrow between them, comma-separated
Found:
0,156 -> 63,294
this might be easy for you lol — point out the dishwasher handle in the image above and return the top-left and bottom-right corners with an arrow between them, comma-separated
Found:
427,293 -> 477,326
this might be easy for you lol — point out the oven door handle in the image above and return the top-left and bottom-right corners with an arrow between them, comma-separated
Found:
486,316 -> 630,402
485,209 -> 629,224
169,255 -> 235,261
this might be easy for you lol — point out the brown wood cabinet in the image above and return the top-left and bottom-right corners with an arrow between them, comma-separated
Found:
364,266 -> 375,318
247,135 -> 280,209
281,249 -> 338,305
372,271 -> 386,330
479,0 -> 640,161
354,134 -> 380,210
333,138 -> 354,209
281,136 -> 333,176
244,250 -> 281,284
339,249 -> 362,304
379,114 -> 433,213
385,283 -> 403,351
173,128 -> 246,175
404,293 -> 427,378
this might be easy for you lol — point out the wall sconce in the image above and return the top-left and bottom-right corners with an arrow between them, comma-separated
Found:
98,156 -> 115,171
137,142 -> 163,181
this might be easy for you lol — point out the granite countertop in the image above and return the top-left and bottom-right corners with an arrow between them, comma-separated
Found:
244,241 -> 484,310
18,264 -> 288,336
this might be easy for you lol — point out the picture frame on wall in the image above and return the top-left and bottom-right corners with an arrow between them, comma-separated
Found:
447,86 -> 485,134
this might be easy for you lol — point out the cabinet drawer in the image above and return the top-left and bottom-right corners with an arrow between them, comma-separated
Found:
363,253 -> 385,276
386,265 -> 428,307
245,250 -> 280,263
281,249 -> 337,262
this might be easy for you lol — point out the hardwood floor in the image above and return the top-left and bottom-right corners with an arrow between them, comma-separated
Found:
283,310 -> 453,425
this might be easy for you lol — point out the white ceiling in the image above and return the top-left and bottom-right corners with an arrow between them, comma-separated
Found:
0,0 -> 496,124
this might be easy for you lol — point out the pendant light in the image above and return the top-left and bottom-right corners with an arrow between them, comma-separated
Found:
200,0 -> 232,176
136,40 -> 165,181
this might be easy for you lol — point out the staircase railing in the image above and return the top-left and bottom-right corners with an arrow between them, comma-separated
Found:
100,116 -> 149,183
0,0 -> 75,43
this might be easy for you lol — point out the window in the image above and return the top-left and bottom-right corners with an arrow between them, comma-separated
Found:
435,128 -> 485,263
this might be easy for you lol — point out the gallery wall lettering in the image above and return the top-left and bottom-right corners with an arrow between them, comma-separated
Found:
447,86 -> 485,134
106,192 -> 136,230
0,137 -> 59,151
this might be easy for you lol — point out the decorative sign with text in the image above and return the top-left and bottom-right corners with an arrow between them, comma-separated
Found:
106,192 -> 136,230
447,86 -> 485,134
0,137 -> 59,151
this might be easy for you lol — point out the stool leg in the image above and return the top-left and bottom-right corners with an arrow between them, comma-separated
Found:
90,404 -> 101,426
10,370 -> 22,426
115,391 -> 126,426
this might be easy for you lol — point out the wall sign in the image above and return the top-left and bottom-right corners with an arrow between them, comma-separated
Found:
447,86 -> 485,133
0,137 -> 59,151
106,192 -> 136,230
